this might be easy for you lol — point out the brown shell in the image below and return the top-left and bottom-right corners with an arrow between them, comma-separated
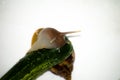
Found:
31,28 -> 75,80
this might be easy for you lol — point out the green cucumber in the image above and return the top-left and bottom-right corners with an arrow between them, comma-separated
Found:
0,40 -> 73,80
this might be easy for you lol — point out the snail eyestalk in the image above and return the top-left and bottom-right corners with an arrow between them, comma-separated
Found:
50,37 -> 56,44
61,30 -> 80,35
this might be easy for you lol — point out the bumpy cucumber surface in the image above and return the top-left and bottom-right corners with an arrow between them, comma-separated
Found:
0,40 -> 73,80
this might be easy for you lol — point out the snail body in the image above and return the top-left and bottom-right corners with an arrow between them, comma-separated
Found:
29,28 -> 66,52
29,27 -> 78,52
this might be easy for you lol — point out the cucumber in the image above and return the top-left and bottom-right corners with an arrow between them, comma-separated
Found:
0,40 -> 73,80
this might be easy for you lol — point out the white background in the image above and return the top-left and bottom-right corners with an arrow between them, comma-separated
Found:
0,0 -> 120,80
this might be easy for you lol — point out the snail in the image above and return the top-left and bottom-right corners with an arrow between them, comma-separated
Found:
30,27 -> 79,80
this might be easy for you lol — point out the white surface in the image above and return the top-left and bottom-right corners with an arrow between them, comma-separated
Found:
0,0 -> 120,80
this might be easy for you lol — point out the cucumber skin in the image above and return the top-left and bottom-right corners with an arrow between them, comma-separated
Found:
0,41 -> 73,80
